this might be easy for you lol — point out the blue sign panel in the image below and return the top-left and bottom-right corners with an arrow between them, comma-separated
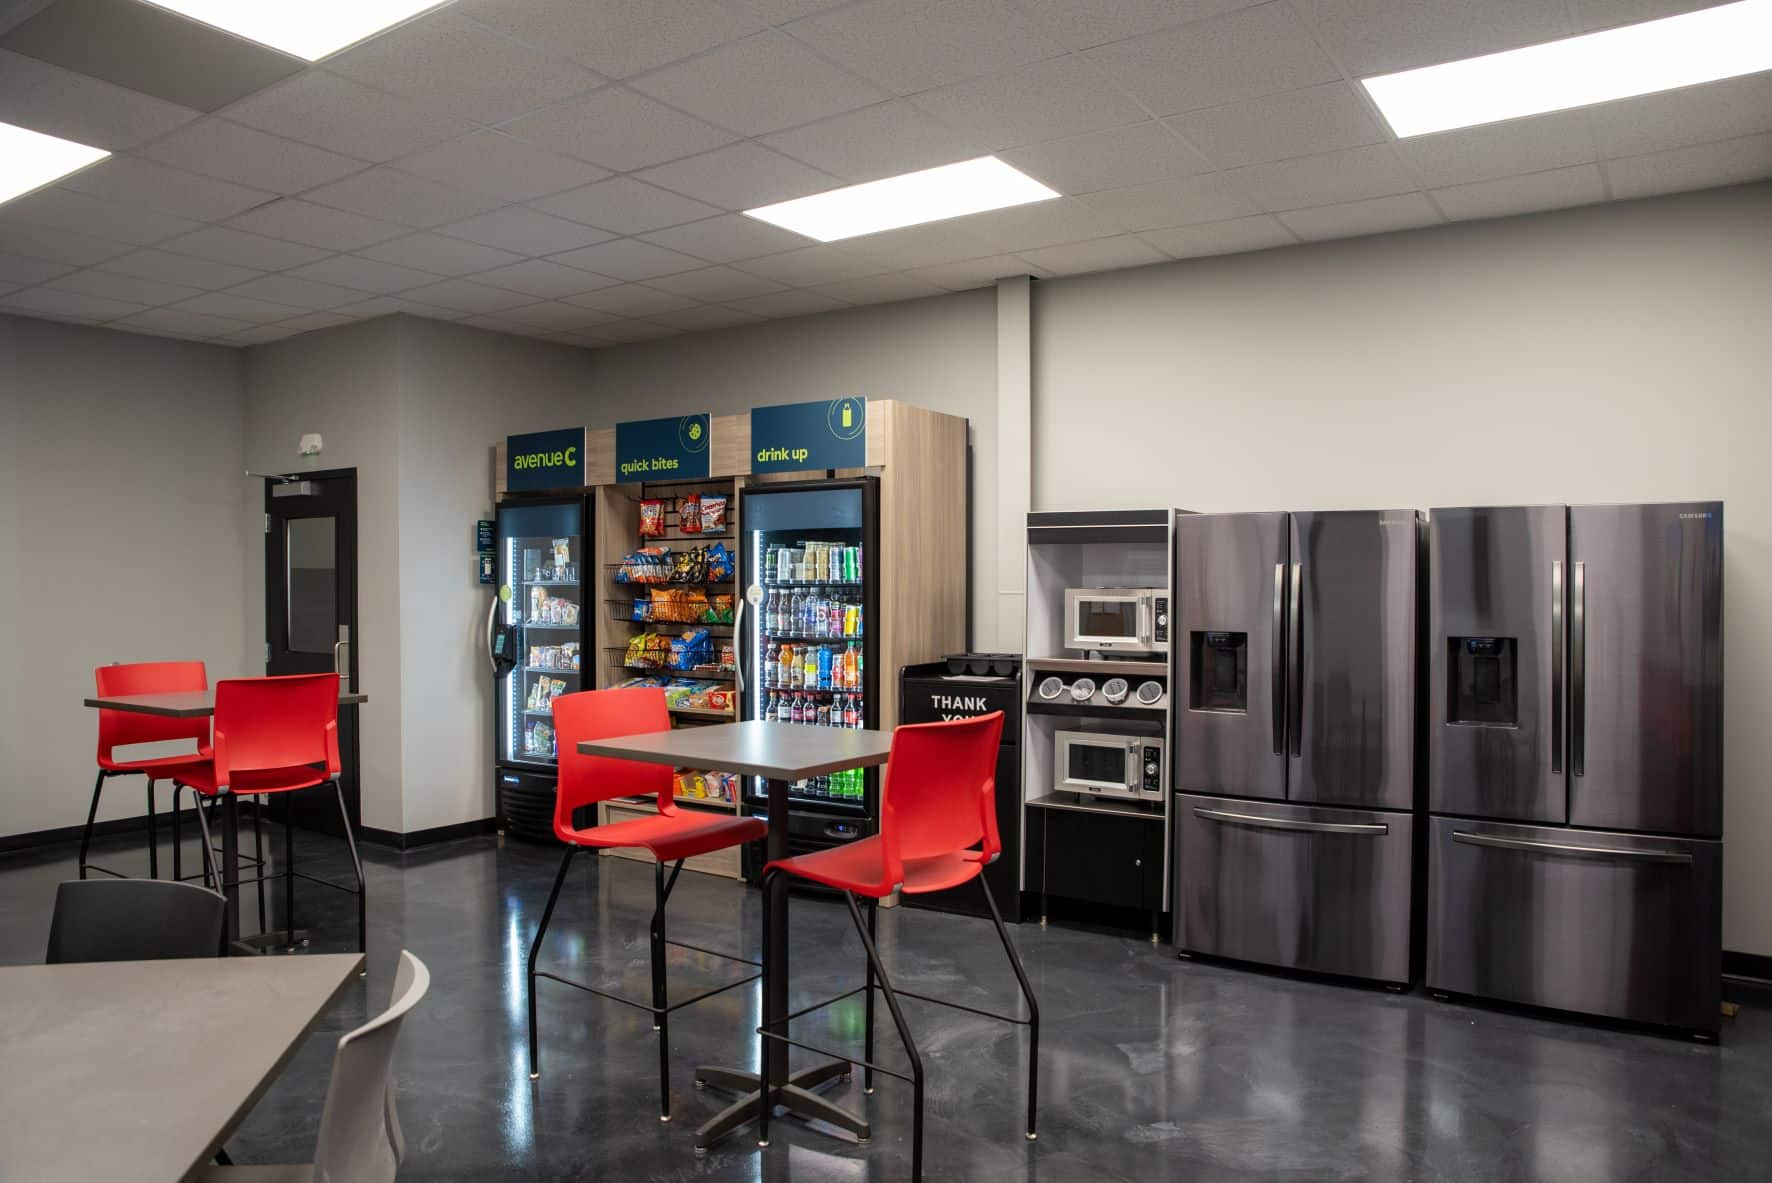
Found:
476,519 -> 494,553
615,414 -> 711,481
750,398 -> 866,473
506,428 -> 584,492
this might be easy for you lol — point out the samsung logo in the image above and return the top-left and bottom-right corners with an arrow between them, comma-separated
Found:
1679,512 -> 1714,520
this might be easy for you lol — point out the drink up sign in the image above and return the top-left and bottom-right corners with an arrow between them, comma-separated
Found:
750,398 -> 866,474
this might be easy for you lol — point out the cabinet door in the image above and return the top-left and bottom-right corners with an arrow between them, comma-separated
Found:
1031,808 -> 1165,911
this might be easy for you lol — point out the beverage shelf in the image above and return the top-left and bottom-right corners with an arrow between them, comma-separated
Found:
761,580 -> 863,589
519,666 -> 580,675
522,579 -> 580,587
669,705 -> 733,719
610,661 -> 737,680
759,685 -> 860,696
521,622 -> 580,631
764,632 -> 864,643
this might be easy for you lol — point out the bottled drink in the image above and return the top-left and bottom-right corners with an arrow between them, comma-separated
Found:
844,693 -> 860,728
803,645 -> 817,689
764,545 -> 778,585
763,642 -> 777,686
826,598 -> 841,636
765,692 -> 780,722
795,694 -> 809,724
817,646 -> 833,690
843,642 -> 859,691
788,590 -> 803,635
816,702 -> 830,726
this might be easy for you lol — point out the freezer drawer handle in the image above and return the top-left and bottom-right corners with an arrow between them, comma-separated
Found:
1271,563 -> 1286,754
1452,830 -> 1691,864
1193,807 -> 1388,836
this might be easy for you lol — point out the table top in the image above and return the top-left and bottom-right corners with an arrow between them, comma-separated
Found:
0,953 -> 363,1182
582,720 -> 894,780
85,690 -> 370,718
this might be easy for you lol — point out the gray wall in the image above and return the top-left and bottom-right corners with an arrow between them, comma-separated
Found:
0,313 -> 247,838
1031,182 -> 1772,956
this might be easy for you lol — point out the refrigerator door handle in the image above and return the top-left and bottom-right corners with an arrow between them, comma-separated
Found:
733,597 -> 745,696
1551,559 -> 1564,774
1271,563 -> 1286,754
1287,561 -> 1303,758
1453,830 -> 1690,864
1194,807 -> 1388,836
484,594 -> 499,676
1571,560 -> 1586,777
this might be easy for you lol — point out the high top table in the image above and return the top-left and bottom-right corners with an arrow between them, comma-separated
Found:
579,720 -> 894,1153
83,688 -> 368,949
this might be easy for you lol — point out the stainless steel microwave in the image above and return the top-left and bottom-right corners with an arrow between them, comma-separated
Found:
1054,730 -> 1165,802
1063,587 -> 1169,654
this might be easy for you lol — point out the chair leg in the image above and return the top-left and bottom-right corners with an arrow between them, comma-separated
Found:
188,788 -> 219,893
146,779 -> 159,879
756,868 -> 775,1149
78,771 -> 105,879
252,796 -> 266,934
863,896 -> 878,1094
845,891 -> 923,1181
526,846 -> 576,1079
333,781 -> 367,961
651,858 -> 672,1123
979,875 -> 1039,1141
172,788 -> 182,884
284,794 -> 296,949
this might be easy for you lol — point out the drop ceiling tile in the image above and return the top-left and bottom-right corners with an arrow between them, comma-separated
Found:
910,55 -> 1148,149
1016,233 -> 1167,275
324,10 -> 602,123
474,258 -> 623,298
227,199 -> 407,252
139,118 -> 369,195
1390,108 -> 1598,189
3,187 -> 197,245
59,156 -> 273,222
459,0 -> 766,78
562,283 -> 701,316
496,299 -> 620,329
908,253 -> 1047,289
1432,164 -> 1609,221
1138,214 -> 1297,258
1002,121 -> 1213,195
219,323 -> 308,344
169,290 -> 304,324
0,48 -> 199,149
839,220 -> 1003,268
1168,82 -> 1386,169
501,87 -> 737,173
157,226 -> 330,271
225,274 -> 363,310
1276,192 -> 1443,241
111,306 -> 252,338
284,254 -> 438,294
762,101 -> 985,184
638,214 -> 812,264
397,278 -> 538,314
1588,72 -> 1772,160
643,265 -> 786,301
648,304 -> 765,331
785,0 -> 1064,94
0,252 -> 74,286
1291,0 -> 1574,76
439,207 -> 615,255
532,178 -> 722,235
394,132 -> 609,202
1081,173 -> 1258,232
591,318 -> 679,342
1606,132 -> 1772,200
334,294 -> 466,320
358,232 -> 523,276
1571,0 -> 1716,32
45,268 -> 201,306
811,272 -> 948,304
225,71 -> 476,163
734,244 -> 889,285
958,196 -> 1122,251
272,311 -> 357,333
636,143 -> 840,210
738,0 -> 851,20
547,237 -> 707,280
724,288 -> 852,317
1018,0 -> 1264,49
1229,144 -> 1418,211
631,30 -> 887,137
1084,4 -> 1341,117
303,168 -> 504,230
0,284 -> 143,321
97,248 -> 264,290
0,222 -> 130,266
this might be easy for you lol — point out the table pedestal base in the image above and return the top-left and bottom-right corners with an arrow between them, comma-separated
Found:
692,1059 -> 869,1152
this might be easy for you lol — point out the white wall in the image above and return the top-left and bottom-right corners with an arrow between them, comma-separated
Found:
1031,182 -> 1772,955
0,314 -> 246,837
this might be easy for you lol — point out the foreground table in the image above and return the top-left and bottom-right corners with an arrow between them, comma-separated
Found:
0,952 -> 363,1182
579,721 -> 894,1153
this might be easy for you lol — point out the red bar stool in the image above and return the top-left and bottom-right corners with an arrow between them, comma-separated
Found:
86,661 -> 214,882
163,673 -> 366,956
526,687 -> 766,1123
755,711 -> 1037,1181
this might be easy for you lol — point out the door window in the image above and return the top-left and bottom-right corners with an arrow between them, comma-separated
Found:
286,516 -> 337,654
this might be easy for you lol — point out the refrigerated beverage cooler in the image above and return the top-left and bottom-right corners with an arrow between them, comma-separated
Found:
1425,502 -> 1723,1036
1173,510 -> 1422,986
739,478 -> 881,881
490,497 -> 588,843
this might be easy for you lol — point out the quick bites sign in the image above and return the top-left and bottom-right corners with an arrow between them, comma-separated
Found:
750,398 -> 866,473
506,428 -> 584,492
616,414 -> 711,481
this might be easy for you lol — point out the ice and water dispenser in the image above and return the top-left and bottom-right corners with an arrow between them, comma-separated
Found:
1446,636 -> 1517,725
1189,631 -> 1247,712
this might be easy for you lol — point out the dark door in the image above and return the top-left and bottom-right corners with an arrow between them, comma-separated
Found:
265,470 -> 359,833
1428,506 -> 1566,824
1174,512 -> 1289,801
1288,510 -> 1418,810
1567,502 -> 1723,836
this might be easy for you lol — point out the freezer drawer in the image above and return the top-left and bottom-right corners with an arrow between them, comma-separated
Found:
1427,816 -> 1721,1034
1177,794 -> 1414,985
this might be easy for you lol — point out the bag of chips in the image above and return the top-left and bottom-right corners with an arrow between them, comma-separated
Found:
677,494 -> 701,534
639,499 -> 667,538
699,494 -> 727,533
705,542 -> 734,582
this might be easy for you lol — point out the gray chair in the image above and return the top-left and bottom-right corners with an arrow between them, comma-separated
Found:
45,878 -> 226,962
193,950 -> 431,1183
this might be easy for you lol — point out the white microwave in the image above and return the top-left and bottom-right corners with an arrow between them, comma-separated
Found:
1063,587 -> 1169,655
1054,730 -> 1166,802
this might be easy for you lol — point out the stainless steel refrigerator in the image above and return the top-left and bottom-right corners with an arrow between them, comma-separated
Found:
1173,510 -> 1421,985
1426,502 -> 1723,1035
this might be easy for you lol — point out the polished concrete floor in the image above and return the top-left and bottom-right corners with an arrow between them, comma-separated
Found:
3,822 -> 1770,1181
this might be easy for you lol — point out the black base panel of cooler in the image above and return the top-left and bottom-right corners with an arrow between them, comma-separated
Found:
499,772 -> 563,845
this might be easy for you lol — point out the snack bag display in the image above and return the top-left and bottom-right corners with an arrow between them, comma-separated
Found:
639,499 -> 667,538
615,547 -> 672,583
705,594 -> 734,624
699,494 -> 727,533
678,494 -> 702,534
705,542 -> 734,581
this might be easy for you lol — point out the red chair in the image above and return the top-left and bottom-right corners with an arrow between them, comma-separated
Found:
163,674 -> 365,956
526,687 -> 766,1122
87,662 -> 214,882
755,711 -> 1037,1181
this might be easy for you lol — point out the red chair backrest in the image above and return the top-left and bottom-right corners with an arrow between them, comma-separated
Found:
95,662 -> 210,765
552,688 -> 674,835
879,711 -> 1005,871
212,674 -> 341,783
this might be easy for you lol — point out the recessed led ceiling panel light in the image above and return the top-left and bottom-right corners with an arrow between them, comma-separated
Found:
744,156 -> 1060,243
139,0 -> 451,61
0,121 -> 109,206
1363,0 -> 1772,138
